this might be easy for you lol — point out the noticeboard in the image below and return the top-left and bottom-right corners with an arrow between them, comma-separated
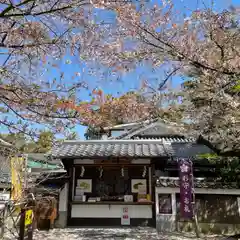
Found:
121,207 -> 130,225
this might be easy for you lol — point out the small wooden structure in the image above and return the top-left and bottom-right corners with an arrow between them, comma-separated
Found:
50,119 -> 214,228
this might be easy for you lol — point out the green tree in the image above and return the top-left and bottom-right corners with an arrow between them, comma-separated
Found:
84,126 -> 107,140
198,153 -> 240,187
32,131 -> 54,153
0,131 -> 54,153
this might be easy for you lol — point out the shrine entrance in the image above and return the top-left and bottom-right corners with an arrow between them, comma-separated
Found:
68,160 -> 156,227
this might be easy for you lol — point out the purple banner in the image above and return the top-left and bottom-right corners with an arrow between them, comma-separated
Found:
178,158 -> 193,219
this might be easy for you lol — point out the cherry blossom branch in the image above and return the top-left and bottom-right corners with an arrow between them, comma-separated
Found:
158,67 -> 181,90
0,0 -> 88,18
135,23 -> 239,76
197,135 -> 240,157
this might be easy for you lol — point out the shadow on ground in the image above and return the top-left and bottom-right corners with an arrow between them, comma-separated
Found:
31,228 -> 223,240
33,227 -> 160,240
4,227 -> 237,240
224,235 -> 240,240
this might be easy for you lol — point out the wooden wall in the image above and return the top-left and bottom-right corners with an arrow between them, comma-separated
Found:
176,194 -> 240,224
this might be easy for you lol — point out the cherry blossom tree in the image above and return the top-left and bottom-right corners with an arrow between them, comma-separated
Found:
0,0 -> 92,140
58,90 -> 161,128
1,1 -> 239,156
76,1 -> 240,156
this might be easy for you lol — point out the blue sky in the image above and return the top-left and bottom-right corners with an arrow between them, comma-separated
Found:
0,0 -> 239,139
55,0 -> 239,139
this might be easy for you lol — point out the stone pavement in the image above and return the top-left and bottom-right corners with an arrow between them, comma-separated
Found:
32,228 -> 222,240
3,227 -> 234,240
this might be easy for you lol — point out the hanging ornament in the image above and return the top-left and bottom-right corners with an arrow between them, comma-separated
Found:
80,166 -> 85,177
142,166 -> 147,178
99,166 -> 103,178
121,167 -> 124,177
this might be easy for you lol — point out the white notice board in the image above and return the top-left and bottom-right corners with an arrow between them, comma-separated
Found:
121,207 -> 130,225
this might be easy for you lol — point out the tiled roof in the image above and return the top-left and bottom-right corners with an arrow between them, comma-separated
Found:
165,142 -> 213,158
108,119 -> 160,140
104,118 -> 159,131
156,177 -> 239,189
132,136 -> 194,142
51,140 -> 167,158
50,140 -> 212,159
111,119 -> 180,140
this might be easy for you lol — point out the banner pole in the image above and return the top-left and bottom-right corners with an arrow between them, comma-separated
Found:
190,160 -> 200,238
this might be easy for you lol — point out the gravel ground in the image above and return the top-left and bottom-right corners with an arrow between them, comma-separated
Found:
3,227 -> 225,240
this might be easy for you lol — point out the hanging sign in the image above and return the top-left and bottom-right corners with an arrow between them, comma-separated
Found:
121,207 -> 130,225
178,158 -> 193,219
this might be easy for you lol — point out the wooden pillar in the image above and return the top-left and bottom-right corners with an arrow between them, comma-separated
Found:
71,167 -> 75,201
171,193 -> 176,215
171,193 -> 177,231
148,166 -> 152,198
151,163 -> 156,227
67,164 -> 74,225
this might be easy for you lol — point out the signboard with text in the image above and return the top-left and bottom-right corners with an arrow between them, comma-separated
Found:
24,210 -> 33,227
121,207 -> 130,225
19,208 -> 34,240
178,158 -> 193,219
